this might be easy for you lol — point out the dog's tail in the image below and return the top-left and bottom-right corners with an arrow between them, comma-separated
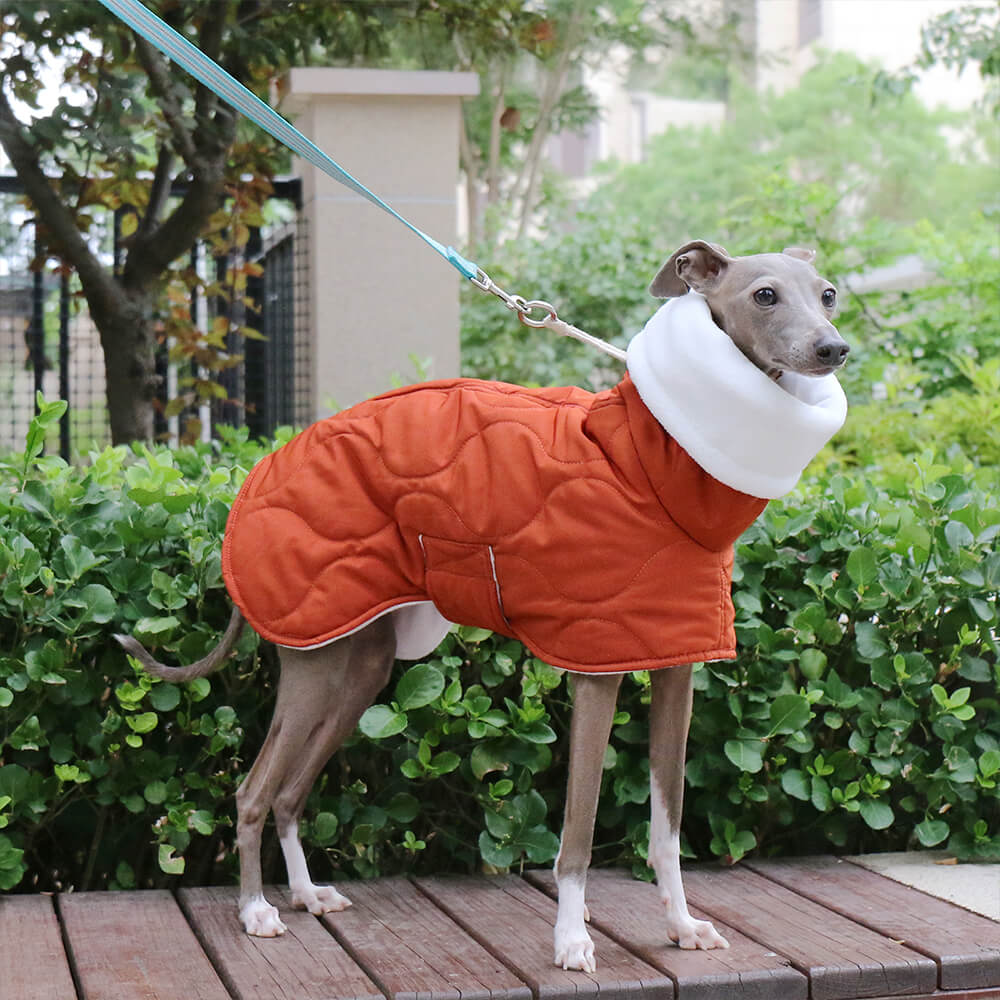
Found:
115,606 -> 247,682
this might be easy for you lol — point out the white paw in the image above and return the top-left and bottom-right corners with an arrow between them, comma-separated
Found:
554,925 -> 596,972
667,914 -> 729,950
240,896 -> 287,937
290,884 -> 352,915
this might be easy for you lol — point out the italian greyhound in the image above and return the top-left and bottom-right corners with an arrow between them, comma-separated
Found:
117,241 -> 848,973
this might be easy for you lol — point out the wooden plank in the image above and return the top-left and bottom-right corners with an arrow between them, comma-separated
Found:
746,856 -> 1000,991
178,885 -> 384,1000
525,867 -> 808,1000
414,873 -> 674,1000
59,890 -> 230,1000
866,990 -> 1000,1000
0,894 -> 77,1000
681,865 -> 938,1000
320,876 -> 531,1000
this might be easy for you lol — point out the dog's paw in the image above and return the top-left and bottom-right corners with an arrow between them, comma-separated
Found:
554,926 -> 596,973
667,914 -> 729,951
240,897 -> 287,937
290,884 -> 352,915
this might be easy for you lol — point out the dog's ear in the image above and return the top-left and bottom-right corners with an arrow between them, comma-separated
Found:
648,240 -> 732,298
782,246 -> 816,264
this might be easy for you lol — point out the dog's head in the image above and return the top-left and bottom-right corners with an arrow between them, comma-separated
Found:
649,241 -> 849,379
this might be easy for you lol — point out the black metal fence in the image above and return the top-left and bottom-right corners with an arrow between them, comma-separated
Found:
0,177 -> 310,458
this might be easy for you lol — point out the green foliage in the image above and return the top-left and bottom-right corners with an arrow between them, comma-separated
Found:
0,408 -> 267,891
598,52 -> 996,239
704,461 -> 999,862
462,209 -> 662,389
917,2 -> 1000,114
2,377 -> 997,894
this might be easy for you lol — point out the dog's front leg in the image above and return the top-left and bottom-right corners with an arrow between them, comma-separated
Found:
648,664 -> 728,950
553,671 -> 622,972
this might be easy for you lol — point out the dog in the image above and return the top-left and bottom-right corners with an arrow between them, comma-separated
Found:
117,241 -> 849,973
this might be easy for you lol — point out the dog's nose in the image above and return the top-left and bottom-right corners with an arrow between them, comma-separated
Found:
815,340 -> 850,366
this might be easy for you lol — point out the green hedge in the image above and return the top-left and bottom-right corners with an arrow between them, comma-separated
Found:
0,396 -> 997,894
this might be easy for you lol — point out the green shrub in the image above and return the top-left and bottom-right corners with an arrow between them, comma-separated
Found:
0,395 -> 997,894
0,403 -> 268,891
829,357 -> 1000,477
702,457 -> 999,863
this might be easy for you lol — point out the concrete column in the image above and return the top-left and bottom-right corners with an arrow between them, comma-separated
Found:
279,68 -> 479,418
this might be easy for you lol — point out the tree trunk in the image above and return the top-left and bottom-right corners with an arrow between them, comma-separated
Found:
92,291 -> 160,445
458,111 -> 482,247
486,67 -> 506,205
515,6 -> 585,239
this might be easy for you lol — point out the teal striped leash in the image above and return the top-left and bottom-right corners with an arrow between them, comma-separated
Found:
96,0 -> 480,281
96,0 -> 628,360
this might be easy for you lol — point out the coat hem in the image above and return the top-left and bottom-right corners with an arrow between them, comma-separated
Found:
533,646 -> 737,674
243,595 -> 434,650
242,600 -> 736,674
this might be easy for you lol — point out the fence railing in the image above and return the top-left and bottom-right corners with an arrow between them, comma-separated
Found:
0,176 -> 310,458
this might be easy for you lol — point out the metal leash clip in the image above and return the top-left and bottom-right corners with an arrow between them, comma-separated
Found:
517,300 -> 559,329
471,270 -> 560,328
471,269 -> 526,317
470,268 -> 627,362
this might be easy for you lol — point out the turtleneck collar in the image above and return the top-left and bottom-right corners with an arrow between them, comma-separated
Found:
625,292 -> 847,499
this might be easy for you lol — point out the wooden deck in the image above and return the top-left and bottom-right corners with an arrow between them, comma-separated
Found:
5,857 -> 999,1000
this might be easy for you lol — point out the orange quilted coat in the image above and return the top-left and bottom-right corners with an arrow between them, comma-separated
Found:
222,375 -> 767,674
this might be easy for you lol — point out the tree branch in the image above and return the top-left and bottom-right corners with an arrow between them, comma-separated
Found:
487,64 -> 506,206
0,81 -> 121,319
126,5 -> 239,287
132,34 -> 199,165
137,143 -> 174,238
123,166 -> 228,291
123,100 -> 237,291
457,108 -> 480,247
516,4 -> 587,238
194,8 -> 227,126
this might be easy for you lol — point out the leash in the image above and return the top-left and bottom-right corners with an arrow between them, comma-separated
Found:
97,0 -> 626,364
470,277 -> 627,362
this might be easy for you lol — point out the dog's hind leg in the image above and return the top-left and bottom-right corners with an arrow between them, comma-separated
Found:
272,617 -> 396,916
648,664 -> 728,950
235,618 -> 395,936
553,671 -> 622,972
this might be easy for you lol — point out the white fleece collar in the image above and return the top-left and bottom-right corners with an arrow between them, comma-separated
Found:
626,292 -> 847,499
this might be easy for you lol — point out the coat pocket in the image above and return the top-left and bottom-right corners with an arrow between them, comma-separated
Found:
419,535 -> 510,637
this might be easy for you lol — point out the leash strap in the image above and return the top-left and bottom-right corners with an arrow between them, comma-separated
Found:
96,0 -> 479,280
97,0 -> 626,363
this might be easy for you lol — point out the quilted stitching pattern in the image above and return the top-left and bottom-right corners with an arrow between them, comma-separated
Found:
222,377 -> 767,673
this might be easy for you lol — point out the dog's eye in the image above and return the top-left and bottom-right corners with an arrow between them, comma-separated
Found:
822,288 -> 837,308
753,288 -> 776,306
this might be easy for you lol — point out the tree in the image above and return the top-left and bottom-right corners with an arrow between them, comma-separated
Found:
874,2 -> 1000,117
0,1 -> 465,444
917,1 -> 1000,114
590,52 -> 996,245
366,1 -> 724,246
447,1 -> 714,246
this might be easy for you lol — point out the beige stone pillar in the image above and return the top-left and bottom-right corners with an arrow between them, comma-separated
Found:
279,68 -> 479,418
